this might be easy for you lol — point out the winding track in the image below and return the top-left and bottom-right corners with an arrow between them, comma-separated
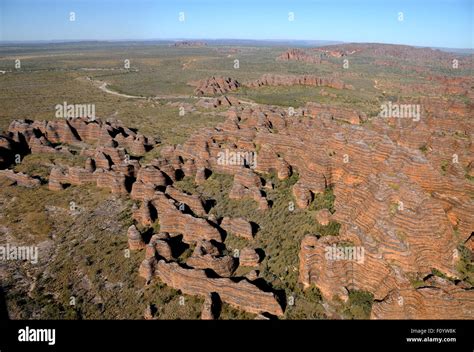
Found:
84,76 -> 258,106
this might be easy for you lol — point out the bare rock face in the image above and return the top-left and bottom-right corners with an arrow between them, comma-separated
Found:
196,239 -> 221,257
201,293 -> 219,320
155,260 -> 283,316
229,169 -> 269,210
466,234 -> 474,253
44,119 -> 81,145
299,230 -> 474,319
304,102 -> 367,125
315,209 -> 332,226
245,270 -> 259,281
256,144 -> 292,181
48,167 -> 69,191
144,243 -> 156,259
195,167 -> 209,184
2,117 -> 158,196
276,159 -> 291,180
299,235 -> 359,301
48,163 -> 130,194
96,170 -> 128,194
185,253 -> 236,277
292,182 -> 314,209
277,49 -> 321,64
244,74 -> 353,90
313,48 -> 351,58
130,182 -> 157,202
131,166 -> 168,201
139,257 -> 156,282
150,233 -> 174,261
220,217 -> 254,240
156,99 -> 472,319
239,248 -> 261,267
182,159 -> 197,177
0,170 -> 40,188
150,192 -> 222,243
67,166 -> 97,186
370,276 -> 474,319
187,241 -> 237,277
128,133 -> 147,156
91,151 -> 112,170
85,157 -> 96,172
5,117 -> 155,157
127,225 -> 145,250
132,200 -> 155,227
4,78 -> 471,320
190,77 -> 241,96
29,136 -> 58,154
165,186 -> 207,217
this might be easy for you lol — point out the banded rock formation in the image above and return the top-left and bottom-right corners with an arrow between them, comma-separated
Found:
315,209 -> 332,226
2,69 -> 472,319
277,48 -> 321,64
0,169 -> 41,188
127,225 -> 145,250
149,233 -> 174,261
155,260 -> 283,316
220,217 -> 254,240
201,293 -> 219,320
150,99 -> 472,319
186,240 -> 237,277
304,102 -> 367,125
371,275 -> 474,319
239,247 -> 261,267
132,200 -> 155,227
165,186 -> 207,217
244,74 -> 354,90
190,77 -> 241,96
150,192 -> 222,244
2,117 -> 157,195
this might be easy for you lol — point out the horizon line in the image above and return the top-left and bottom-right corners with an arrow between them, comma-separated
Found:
0,38 -> 473,51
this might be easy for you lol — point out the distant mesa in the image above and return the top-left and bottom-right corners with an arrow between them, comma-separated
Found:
312,47 -> 358,57
172,41 -> 207,48
311,42 -> 462,61
277,43 -> 469,63
277,48 -> 321,63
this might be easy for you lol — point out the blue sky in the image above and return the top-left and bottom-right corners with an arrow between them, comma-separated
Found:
0,0 -> 472,48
